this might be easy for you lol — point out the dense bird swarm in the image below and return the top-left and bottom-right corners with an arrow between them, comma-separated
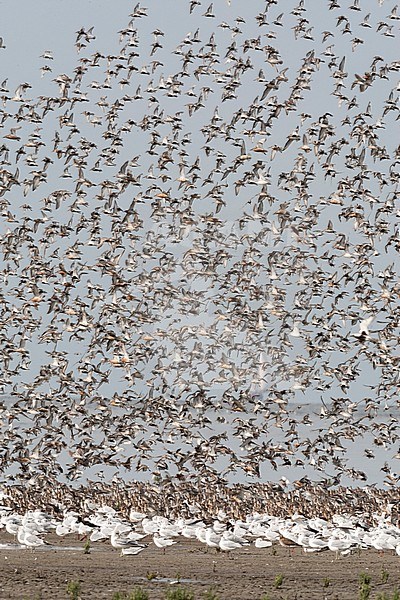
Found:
2,479 -> 400,526
0,1 -> 399,493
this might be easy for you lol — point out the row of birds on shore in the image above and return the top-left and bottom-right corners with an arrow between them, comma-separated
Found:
2,503 -> 400,558
1,479 -> 399,530
0,0 -> 399,486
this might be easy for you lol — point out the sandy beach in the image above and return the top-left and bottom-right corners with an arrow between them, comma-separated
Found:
0,533 -> 398,599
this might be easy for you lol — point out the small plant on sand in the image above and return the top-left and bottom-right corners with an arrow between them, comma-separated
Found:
83,538 -> 91,554
359,573 -> 371,585
260,594 -> 271,600
66,580 -> 81,600
359,583 -> 371,600
323,577 -> 331,588
381,569 -> 389,584
359,572 -> 371,600
146,570 -> 158,581
165,586 -> 194,600
274,574 -> 284,589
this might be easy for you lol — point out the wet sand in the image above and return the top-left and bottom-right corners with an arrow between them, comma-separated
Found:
0,533 -> 398,599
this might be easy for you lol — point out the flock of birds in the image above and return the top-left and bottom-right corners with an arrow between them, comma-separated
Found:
1,501 -> 400,558
0,0 -> 399,517
1,480 -> 400,558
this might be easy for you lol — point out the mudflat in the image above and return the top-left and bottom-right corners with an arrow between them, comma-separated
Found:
0,533 -> 398,599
